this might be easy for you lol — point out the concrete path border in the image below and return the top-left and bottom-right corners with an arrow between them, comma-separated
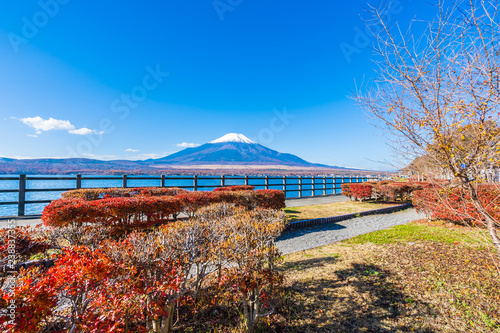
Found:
286,203 -> 413,230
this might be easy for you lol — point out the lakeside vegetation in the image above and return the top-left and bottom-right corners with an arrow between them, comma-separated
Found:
2,183 -> 499,332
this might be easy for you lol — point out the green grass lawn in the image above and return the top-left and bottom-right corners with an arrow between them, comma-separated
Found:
344,220 -> 487,245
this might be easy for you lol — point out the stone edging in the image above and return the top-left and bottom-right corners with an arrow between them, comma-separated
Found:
285,203 -> 413,230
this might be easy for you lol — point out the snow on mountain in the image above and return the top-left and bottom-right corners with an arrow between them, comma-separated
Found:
209,133 -> 256,144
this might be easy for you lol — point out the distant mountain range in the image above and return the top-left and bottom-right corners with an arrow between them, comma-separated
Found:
148,133 -> 331,167
0,133 -> 360,174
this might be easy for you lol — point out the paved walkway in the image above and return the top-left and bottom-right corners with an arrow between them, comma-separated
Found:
0,215 -> 42,228
276,208 -> 424,254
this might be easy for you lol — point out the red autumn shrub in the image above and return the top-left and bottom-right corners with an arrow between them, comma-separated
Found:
413,184 -> 500,225
208,190 -> 285,211
177,191 -> 213,217
0,266 -> 57,333
45,189 -> 286,232
62,187 -> 187,200
342,181 -> 426,202
139,187 -> 187,197
341,183 -> 353,199
61,188 -> 104,200
349,183 -> 373,201
373,183 -> 415,202
42,196 -> 182,234
42,199 -> 103,228
253,190 -> 286,210
213,185 -> 255,192
0,243 -> 183,333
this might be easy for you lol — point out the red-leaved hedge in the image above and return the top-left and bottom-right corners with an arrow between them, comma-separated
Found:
341,183 -> 353,199
213,185 -> 255,192
42,196 -> 183,234
412,184 -> 500,224
61,187 -> 187,201
342,181 -> 425,203
43,188 -> 286,232
349,183 -> 373,201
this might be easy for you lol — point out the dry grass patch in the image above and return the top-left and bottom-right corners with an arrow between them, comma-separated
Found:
284,201 -> 397,222
267,221 -> 500,332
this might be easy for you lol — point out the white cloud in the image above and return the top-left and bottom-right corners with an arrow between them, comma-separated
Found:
176,142 -> 201,148
69,128 -> 96,135
125,148 -> 140,152
15,116 -> 103,136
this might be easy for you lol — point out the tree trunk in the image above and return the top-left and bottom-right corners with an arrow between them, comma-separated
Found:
160,303 -> 176,333
242,297 -> 254,333
152,319 -> 161,333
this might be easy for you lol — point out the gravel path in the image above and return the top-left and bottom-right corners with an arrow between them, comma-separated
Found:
276,208 -> 424,254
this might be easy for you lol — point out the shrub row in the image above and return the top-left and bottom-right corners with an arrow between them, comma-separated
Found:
42,188 -> 286,233
412,184 -> 500,224
213,185 -> 255,192
342,181 -> 429,202
343,180 -> 499,225
61,187 -> 187,200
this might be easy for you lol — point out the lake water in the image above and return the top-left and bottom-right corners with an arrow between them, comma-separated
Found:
0,174 -> 367,217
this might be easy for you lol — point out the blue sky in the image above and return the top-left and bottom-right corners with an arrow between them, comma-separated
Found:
0,0 -> 431,170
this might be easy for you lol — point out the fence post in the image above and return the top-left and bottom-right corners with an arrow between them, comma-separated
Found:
323,176 -> 326,195
194,176 -> 198,191
18,174 -> 26,217
283,175 -> 286,192
161,175 -> 165,188
245,175 -> 249,186
221,175 -> 225,187
298,176 -> 302,198
265,176 -> 269,190
76,174 -> 82,189
123,175 -> 128,188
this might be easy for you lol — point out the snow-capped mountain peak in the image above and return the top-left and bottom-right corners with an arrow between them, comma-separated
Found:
209,133 -> 256,144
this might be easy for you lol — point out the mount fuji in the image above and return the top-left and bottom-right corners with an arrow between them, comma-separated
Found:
147,133 -> 330,168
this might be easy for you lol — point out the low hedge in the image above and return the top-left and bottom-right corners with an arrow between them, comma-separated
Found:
61,187 -> 187,201
412,184 -> 500,224
42,196 -> 183,234
342,181 -> 426,202
213,185 -> 255,192
341,183 -> 353,199
349,183 -> 373,201
43,188 -> 286,233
